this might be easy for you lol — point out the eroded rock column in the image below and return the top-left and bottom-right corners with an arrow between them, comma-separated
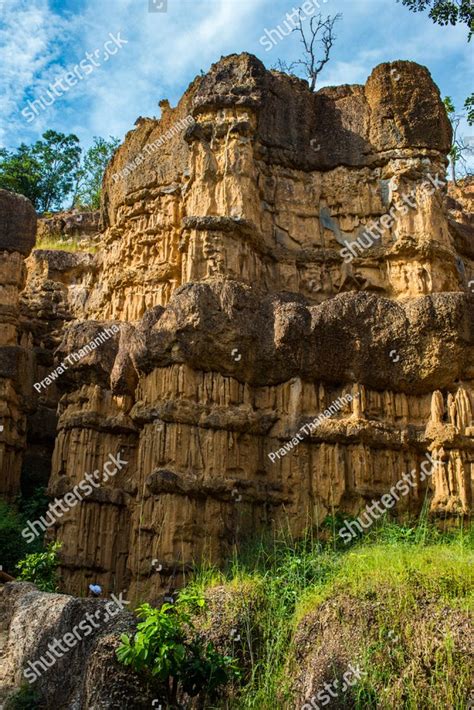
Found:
0,190 -> 36,499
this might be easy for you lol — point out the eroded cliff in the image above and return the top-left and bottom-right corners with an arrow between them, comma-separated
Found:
2,53 -> 473,601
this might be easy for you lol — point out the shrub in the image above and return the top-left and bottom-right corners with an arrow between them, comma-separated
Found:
116,591 -> 240,708
0,490 -> 49,575
15,541 -> 61,592
0,501 -> 26,574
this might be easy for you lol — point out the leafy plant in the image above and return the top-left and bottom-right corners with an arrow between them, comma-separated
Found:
0,491 -> 49,575
116,594 -> 239,707
17,486 -> 49,524
464,93 -> 474,126
0,501 -> 26,574
15,541 -> 62,592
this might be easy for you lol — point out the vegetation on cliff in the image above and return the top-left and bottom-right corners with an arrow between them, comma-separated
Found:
174,515 -> 473,708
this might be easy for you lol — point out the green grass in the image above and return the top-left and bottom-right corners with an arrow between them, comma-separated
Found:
35,236 -> 98,253
187,515 -> 473,709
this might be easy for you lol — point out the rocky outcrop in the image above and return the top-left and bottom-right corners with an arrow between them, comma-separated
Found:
94,55 -> 459,323
0,582 -> 153,709
0,190 -> 37,499
18,249 -> 98,496
37,210 -> 100,247
2,55 -> 473,600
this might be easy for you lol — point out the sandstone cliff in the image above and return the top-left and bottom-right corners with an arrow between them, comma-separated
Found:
0,190 -> 36,500
1,54 -> 472,602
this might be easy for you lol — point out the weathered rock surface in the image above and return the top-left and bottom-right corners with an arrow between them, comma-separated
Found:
0,189 -> 37,255
0,190 -> 37,499
1,54 -> 473,600
0,582 -> 153,709
37,209 -> 100,246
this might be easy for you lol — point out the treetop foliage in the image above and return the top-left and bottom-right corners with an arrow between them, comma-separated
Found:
0,131 -> 119,213
398,0 -> 474,40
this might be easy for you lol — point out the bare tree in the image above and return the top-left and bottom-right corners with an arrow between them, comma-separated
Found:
444,97 -> 474,183
276,12 -> 342,91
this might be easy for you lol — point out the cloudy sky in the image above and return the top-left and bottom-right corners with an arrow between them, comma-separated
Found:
0,0 -> 472,151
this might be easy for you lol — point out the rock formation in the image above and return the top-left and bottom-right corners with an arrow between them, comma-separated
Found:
37,209 -> 100,248
1,54 -> 473,601
0,582 -> 152,708
0,190 -> 36,500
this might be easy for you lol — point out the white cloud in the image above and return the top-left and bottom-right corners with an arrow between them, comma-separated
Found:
0,0 -> 470,158
0,0 -> 78,145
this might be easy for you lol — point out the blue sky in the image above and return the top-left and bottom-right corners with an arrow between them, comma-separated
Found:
0,0 -> 472,151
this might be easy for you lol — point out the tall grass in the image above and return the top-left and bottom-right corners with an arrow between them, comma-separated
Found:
35,236 -> 98,253
189,513 -> 473,709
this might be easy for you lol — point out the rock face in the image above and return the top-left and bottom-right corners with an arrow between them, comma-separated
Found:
37,209 -> 100,246
0,190 -> 37,499
0,582 -> 153,708
2,55 -> 473,600
19,249 -> 98,496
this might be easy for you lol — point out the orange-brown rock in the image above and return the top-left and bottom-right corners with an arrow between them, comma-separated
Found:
2,55 -> 472,601
0,190 -> 37,499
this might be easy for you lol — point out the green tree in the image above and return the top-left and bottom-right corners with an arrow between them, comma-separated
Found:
464,94 -> 474,125
0,145 -> 43,208
32,131 -> 82,212
397,0 -> 474,40
0,131 -> 81,212
73,135 -> 119,209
